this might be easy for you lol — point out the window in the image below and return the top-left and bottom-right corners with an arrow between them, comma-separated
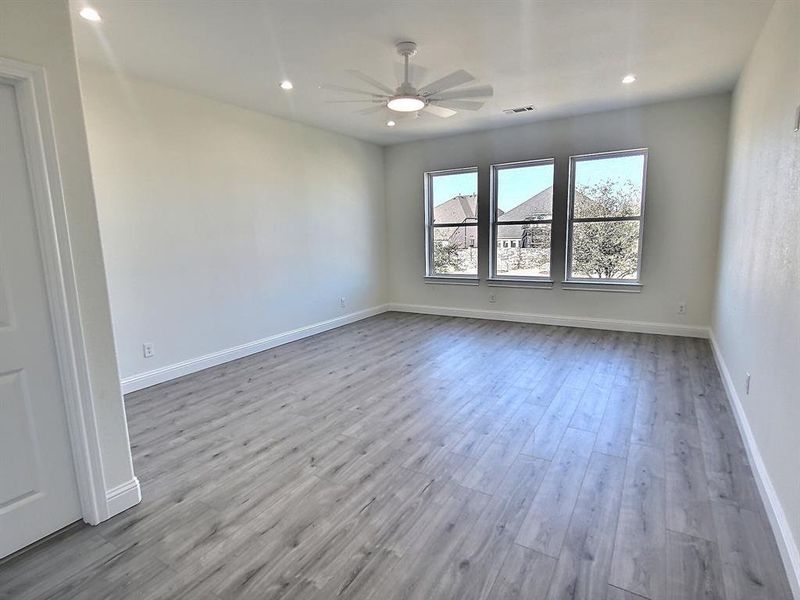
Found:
424,168 -> 479,278
490,159 -> 554,280
566,149 -> 647,282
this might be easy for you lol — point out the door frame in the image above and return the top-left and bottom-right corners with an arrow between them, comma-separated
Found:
0,57 -> 111,526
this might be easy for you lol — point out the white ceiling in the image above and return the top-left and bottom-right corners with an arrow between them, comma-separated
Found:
71,0 -> 773,145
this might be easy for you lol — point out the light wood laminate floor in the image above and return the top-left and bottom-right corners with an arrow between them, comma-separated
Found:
0,312 -> 793,600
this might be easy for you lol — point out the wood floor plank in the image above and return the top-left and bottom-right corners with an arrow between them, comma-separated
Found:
368,486 -> 491,600
515,428 -> 596,556
664,420 -> 715,541
608,442 -> 667,600
712,502 -> 793,600
545,452 -> 626,600
629,335 -> 672,449
666,530 -> 726,600
456,440 -> 521,495
521,386 -> 584,459
491,454 -> 550,517
0,527 -> 117,600
593,382 -> 638,458
607,584 -> 650,599
426,495 -> 515,600
0,314 -> 791,600
570,331 -> 624,433
570,372 -> 615,433
488,544 -> 556,600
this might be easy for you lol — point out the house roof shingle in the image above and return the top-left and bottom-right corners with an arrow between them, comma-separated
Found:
498,187 -> 553,222
497,187 -> 552,239
433,194 -> 478,224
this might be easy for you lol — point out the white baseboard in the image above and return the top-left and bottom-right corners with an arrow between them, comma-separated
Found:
709,331 -> 800,599
104,477 -> 141,520
387,303 -> 709,338
121,300 -> 709,394
120,305 -> 389,394
121,303 -> 707,394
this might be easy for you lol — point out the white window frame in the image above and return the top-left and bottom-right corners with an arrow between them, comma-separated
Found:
565,148 -> 648,286
424,167 -> 480,283
489,158 -> 555,285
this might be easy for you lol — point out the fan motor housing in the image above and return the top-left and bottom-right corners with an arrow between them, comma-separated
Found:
396,41 -> 418,57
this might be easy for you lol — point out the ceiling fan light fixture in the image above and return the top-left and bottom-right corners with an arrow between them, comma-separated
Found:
79,7 -> 102,21
387,95 -> 425,112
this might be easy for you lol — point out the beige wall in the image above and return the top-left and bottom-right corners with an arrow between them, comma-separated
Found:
385,94 -> 730,333
78,64 -> 387,382
712,0 -> 800,574
0,1 -> 135,492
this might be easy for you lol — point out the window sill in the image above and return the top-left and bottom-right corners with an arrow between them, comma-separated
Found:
561,280 -> 642,293
424,276 -> 480,286
488,278 -> 553,289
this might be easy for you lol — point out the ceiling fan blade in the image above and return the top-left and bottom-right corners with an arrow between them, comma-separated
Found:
423,104 -> 457,118
433,84 -> 494,101
346,69 -> 395,95
433,99 -> 484,111
320,83 -> 388,97
355,104 -> 386,115
393,62 -> 430,87
419,70 -> 475,96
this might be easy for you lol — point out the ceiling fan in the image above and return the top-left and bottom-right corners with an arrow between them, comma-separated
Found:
322,41 -> 493,121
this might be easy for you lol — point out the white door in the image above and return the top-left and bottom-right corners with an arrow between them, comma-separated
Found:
0,81 -> 82,558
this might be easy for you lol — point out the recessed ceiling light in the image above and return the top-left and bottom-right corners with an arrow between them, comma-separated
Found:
386,120 -> 396,127
79,7 -> 102,22
622,74 -> 637,84
280,80 -> 293,91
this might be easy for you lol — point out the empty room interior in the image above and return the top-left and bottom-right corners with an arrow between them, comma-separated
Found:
1,0 -> 798,598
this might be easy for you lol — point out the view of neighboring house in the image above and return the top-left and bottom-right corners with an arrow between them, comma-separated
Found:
433,186 -> 592,278
432,194 -> 478,247
433,187 -> 559,248
496,187 -> 552,248
433,186 -> 602,250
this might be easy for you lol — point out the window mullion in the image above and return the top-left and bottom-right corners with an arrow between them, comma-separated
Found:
493,219 -> 553,226
571,215 -> 640,223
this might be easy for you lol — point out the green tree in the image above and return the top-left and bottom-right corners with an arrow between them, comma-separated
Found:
433,240 -> 466,273
522,223 -> 551,269
571,180 -> 640,279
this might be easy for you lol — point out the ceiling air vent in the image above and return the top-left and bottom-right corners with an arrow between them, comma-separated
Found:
503,105 -> 537,114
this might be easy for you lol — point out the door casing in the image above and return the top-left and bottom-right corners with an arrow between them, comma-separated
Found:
0,57 -> 134,528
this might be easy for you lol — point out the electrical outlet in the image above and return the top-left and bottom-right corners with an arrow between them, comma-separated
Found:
745,372 -> 751,395
339,297 -> 346,308
677,302 -> 687,315
488,293 -> 496,303
143,343 -> 154,359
